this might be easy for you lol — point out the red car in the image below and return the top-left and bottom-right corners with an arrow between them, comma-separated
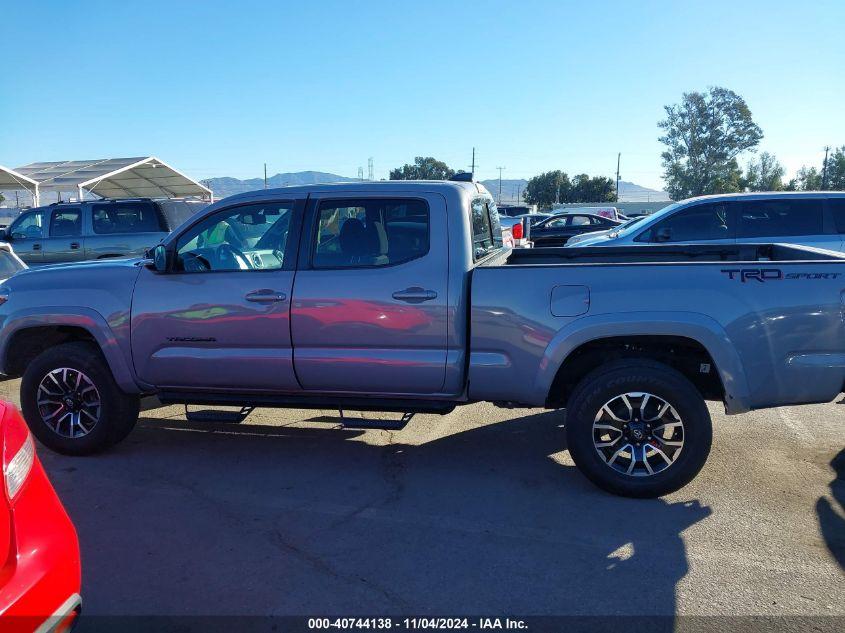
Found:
0,402 -> 81,632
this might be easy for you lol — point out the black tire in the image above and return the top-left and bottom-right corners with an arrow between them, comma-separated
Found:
21,342 -> 140,455
565,359 -> 712,498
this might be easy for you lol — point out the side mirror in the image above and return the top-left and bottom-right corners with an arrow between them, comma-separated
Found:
0,227 -> 9,241
654,227 -> 672,243
153,244 -> 169,272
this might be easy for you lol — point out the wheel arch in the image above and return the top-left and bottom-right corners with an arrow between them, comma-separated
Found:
0,308 -> 140,394
537,312 -> 751,414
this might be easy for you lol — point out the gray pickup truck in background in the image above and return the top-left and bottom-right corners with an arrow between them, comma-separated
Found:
0,198 -> 206,264
1,180 -> 844,497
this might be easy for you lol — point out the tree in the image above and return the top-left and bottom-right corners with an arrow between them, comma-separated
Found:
659,86 -> 763,199
524,171 -> 570,208
785,166 -> 823,191
743,152 -> 784,191
389,157 -> 455,180
823,146 -> 845,190
569,174 -> 616,203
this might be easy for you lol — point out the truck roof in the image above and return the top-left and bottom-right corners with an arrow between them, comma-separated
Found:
679,191 -> 845,204
218,180 -> 492,205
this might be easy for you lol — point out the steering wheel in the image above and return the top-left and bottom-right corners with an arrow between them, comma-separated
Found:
216,243 -> 252,270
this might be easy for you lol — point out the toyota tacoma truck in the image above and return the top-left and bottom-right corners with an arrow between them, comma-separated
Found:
1,179 -> 844,497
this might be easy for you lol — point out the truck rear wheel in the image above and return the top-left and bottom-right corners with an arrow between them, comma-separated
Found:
564,359 -> 712,498
21,342 -> 140,455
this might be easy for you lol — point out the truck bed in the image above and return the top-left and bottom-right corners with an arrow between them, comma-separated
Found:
469,241 -> 845,413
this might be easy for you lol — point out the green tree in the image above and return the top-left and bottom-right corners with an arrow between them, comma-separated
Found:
659,86 -> 763,200
823,146 -> 845,190
785,166 -> 823,191
743,152 -> 784,191
524,170 -> 570,208
569,174 -> 616,202
389,156 -> 455,180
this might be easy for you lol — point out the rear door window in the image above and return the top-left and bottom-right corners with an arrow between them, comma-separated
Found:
312,199 -> 430,269
92,202 -> 165,234
738,199 -> 824,238
50,209 -> 82,237
827,198 -> 845,233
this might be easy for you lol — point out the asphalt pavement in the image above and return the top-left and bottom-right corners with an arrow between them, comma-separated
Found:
0,378 -> 842,622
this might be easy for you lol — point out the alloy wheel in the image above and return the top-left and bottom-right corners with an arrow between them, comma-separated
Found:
36,368 -> 102,438
592,392 -> 684,477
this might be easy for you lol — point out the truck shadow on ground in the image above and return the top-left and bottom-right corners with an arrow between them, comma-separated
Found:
816,448 -> 845,569
42,409 -> 712,619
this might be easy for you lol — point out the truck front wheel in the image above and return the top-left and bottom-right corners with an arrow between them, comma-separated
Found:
21,342 -> 140,455
565,359 -> 712,498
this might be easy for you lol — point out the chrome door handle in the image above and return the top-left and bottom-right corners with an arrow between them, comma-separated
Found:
392,287 -> 438,304
32,243 -> 41,251
70,242 -> 81,250
245,290 -> 287,303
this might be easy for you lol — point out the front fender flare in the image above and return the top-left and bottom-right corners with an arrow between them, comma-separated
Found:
535,311 -> 751,414
0,307 -> 140,394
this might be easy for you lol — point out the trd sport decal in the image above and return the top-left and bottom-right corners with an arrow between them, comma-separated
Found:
721,269 -> 842,283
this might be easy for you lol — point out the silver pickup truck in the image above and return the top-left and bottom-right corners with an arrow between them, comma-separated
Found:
1,180 -> 844,497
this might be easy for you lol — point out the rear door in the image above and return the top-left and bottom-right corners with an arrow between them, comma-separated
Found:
736,197 -> 840,252
42,207 -> 84,263
291,193 -> 448,394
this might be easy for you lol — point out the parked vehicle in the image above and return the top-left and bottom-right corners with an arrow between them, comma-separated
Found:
555,206 -> 622,221
531,213 -> 623,247
0,244 -> 26,282
566,214 -> 653,246
2,181 -> 845,497
498,215 -> 531,247
0,402 -> 81,631
0,198 -> 208,265
567,192 -> 845,250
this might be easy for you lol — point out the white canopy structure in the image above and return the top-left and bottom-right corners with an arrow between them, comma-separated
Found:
3,157 -> 213,206
0,165 -> 41,206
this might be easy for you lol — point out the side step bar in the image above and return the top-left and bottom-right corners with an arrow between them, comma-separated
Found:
184,406 -> 255,424
338,410 -> 415,431
159,390 -> 456,415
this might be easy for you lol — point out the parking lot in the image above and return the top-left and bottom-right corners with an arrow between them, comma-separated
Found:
1,378 -> 841,620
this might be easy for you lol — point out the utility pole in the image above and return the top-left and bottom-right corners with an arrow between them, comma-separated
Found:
516,185 -> 521,204
496,166 -> 505,204
471,148 -> 476,177
615,153 -> 621,202
264,163 -> 268,189
358,167 -> 364,181
822,146 -> 831,190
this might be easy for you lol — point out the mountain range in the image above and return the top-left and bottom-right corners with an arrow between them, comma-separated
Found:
202,172 -> 669,203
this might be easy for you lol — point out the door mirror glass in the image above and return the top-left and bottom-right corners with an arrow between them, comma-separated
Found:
153,244 -> 169,272
0,227 -> 8,241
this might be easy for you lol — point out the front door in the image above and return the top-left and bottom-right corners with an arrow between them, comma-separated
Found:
130,199 -> 303,391
6,210 -> 45,264
291,193 -> 449,394
43,207 -> 85,263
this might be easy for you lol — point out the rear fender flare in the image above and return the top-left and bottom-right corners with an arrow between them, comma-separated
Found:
535,311 -> 751,414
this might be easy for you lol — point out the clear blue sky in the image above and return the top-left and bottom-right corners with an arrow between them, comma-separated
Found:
3,0 -> 844,190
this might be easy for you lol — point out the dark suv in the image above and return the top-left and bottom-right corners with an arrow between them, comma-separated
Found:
0,198 -> 207,265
